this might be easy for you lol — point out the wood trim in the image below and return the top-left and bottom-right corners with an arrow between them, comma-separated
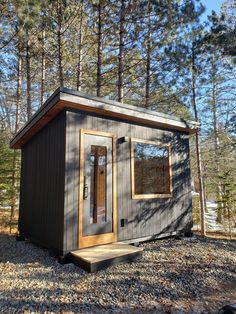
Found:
11,92 -> 197,149
62,99 -> 196,134
131,193 -> 173,200
80,128 -> 115,138
169,144 -> 173,195
130,138 -> 172,200
79,129 -> 84,248
61,93 -> 198,130
131,138 -> 170,147
130,140 -> 136,200
79,129 -> 117,249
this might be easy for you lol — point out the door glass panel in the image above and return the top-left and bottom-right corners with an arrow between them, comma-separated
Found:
90,145 -> 107,224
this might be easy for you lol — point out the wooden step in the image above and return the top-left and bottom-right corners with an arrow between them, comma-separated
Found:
70,242 -> 143,272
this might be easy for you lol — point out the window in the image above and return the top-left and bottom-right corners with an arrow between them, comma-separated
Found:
131,139 -> 172,199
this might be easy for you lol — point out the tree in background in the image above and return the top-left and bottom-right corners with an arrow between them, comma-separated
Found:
198,1 -> 236,230
0,0 -> 235,236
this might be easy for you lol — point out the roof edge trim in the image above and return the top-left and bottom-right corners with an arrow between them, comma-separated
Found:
10,88 -> 199,149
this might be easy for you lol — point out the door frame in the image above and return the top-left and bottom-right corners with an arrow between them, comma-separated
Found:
78,129 -> 117,249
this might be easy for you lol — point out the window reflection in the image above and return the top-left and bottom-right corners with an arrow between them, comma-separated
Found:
90,145 -> 107,224
133,142 -> 170,195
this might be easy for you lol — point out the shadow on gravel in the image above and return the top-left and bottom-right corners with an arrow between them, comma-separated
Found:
0,233 -> 56,265
1,232 -> 236,313
142,235 -> 236,253
0,294 -> 133,314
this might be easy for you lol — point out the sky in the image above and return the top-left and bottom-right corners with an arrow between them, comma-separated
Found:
200,0 -> 225,19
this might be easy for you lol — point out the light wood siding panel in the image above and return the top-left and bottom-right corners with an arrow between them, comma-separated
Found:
18,111 -> 66,254
65,110 -> 192,248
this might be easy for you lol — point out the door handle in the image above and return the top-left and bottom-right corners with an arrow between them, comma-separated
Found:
83,176 -> 88,199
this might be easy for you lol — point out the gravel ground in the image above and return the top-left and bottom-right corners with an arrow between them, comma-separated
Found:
0,234 -> 235,314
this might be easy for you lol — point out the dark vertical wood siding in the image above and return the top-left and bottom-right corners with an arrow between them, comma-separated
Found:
64,110 -> 192,251
19,111 -> 66,254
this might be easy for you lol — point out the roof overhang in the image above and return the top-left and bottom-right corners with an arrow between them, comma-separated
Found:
10,87 -> 199,149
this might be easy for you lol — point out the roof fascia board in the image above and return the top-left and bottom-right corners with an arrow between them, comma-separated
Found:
60,92 -> 198,131
10,88 -> 199,149
61,88 -> 199,128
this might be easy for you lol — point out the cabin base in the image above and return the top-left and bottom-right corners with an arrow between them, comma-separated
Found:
184,230 -> 194,237
16,235 -> 25,241
70,242 -> 143,272
58,255 -> 71,265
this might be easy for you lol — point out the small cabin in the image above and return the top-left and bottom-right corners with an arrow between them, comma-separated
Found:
10,88 -> 198,259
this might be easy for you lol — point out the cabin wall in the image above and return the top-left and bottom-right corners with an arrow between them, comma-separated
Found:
63,111 -> 80,252
64,110 -> 192,252
19,111 -> 66,254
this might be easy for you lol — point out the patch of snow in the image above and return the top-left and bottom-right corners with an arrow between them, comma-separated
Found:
206,201 -> 218,209
205,201 -> 236,233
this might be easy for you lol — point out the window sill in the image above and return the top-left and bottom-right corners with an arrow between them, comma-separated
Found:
131,193 -> 172,200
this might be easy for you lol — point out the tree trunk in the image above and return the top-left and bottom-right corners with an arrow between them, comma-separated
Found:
202,170 -> 207,213
211,59 -> 224,222
145,0 -> 151,108
227,206 -> 232,240
58,34 -> 63,87
76,0 -> 84,91
191,41 -> 206,236
15,50 -> 21,133
96,1 -> 102,96
195,133 -> 206,236
118,0 -> 125,102
57,0 -> 64,87
77,1 -> 84,91
26,28 -> 32,120
40,29 -> 46,106
9,150 -> 17,234
10,45 -> 22,233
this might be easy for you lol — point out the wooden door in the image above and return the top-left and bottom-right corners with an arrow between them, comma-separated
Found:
79,129 -> 117,248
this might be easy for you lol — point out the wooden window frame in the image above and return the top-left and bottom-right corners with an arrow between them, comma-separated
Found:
130,138 -> 172,199
78,129 -> 117,249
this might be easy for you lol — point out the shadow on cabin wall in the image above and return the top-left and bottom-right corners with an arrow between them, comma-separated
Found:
128,131 -> 192,238
64,111 -> 192,251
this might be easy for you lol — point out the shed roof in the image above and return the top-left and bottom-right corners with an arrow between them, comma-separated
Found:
10,87 -> 199,149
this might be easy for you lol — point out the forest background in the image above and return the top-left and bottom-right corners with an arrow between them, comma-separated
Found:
0,0 -> 235,235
